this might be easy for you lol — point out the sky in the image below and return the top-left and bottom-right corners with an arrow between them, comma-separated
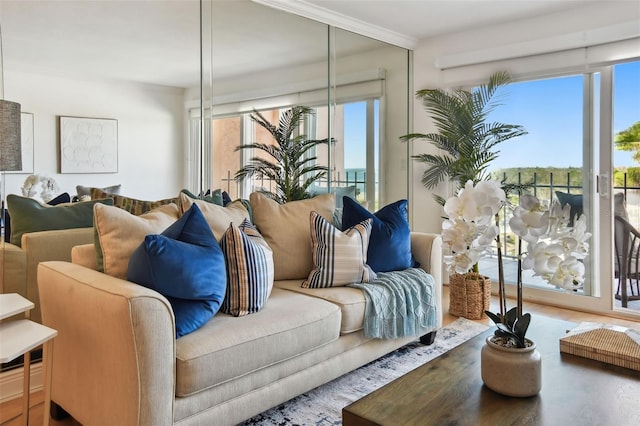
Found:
343,60 -> 639,170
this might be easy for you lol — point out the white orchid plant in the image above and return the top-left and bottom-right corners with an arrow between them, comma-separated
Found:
442,179 -> 591,348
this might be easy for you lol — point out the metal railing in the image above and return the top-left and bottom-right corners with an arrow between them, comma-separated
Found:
493,170 -> 640,258
219,169 -> 369,201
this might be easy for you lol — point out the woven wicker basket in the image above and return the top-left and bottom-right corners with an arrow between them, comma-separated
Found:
448,272 -> 492,320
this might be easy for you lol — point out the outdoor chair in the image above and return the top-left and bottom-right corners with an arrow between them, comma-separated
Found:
614,214 -> 640,307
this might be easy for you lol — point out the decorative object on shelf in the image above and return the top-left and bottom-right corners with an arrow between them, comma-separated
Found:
234,106 -> 331,204
59,116 -> 118,173
21,174 -> 60,202
400,70 -> 527,205
442,179 -> 591,397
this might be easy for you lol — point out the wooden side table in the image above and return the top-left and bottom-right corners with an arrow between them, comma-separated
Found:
0,293 -> 57,426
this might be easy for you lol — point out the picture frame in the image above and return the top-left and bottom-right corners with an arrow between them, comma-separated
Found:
6,112 -> 35,174
59,116 -> 118,174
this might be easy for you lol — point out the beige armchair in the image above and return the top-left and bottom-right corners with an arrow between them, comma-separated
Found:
0,227 -> 94,323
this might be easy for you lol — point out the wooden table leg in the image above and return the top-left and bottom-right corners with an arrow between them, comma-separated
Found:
22,350 -> 31,426
43,340 -> 54,426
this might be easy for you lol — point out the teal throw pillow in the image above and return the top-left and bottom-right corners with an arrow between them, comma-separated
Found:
341,197 -> 417,273
180,188 -> 224,206
127,203 -> 227,338
6,194 -> 113,247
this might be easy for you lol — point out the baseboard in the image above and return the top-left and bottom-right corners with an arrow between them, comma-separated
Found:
0,362 -> 43,403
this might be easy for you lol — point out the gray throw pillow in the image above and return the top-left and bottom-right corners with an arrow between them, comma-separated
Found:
76,184 -> 121,198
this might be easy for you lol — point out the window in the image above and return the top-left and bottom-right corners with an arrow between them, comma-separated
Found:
192,100 -> 381,206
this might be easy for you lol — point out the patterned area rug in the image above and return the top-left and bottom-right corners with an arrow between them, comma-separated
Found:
242,318 -> 489,426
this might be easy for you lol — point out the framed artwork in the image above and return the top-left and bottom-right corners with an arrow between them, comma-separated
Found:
60,116 -> 118,173
6,112 -> 34,174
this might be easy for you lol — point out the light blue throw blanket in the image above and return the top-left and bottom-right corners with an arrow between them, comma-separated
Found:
348,268 -> 437,339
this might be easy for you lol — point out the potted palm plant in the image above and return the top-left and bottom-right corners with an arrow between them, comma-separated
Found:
401,70 -> 527,205
235,106 -> 330,204
402,71 -> 528,319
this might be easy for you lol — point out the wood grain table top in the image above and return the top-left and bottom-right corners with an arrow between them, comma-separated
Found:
343,315 -> 640,426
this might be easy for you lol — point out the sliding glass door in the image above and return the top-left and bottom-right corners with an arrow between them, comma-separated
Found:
478,59 -> 640,317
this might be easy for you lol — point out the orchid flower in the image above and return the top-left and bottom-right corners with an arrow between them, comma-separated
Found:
441,180 -> 505,274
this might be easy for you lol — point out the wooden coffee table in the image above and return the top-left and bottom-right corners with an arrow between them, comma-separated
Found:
343,315 -> 640,425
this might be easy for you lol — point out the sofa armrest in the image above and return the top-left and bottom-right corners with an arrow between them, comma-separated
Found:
22,227 -> 94,323
38,261 -> 175,425
1,242 -> 26,296
71,243 -> 97,270
410,232 -> 443,328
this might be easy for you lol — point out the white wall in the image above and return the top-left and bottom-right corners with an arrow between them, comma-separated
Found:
3,71 -> 186,201
409,1 -> 640,234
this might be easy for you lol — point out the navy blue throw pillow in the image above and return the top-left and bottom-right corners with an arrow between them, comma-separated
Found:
341,197 -> 417,273
127,203 -> 226,338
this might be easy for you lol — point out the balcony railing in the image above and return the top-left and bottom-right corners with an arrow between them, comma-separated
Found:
219,169 -> 370,202
493,171 -> 639,258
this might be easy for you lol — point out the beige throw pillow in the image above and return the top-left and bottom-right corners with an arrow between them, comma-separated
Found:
250,192 -> 335,280
178,193 -> 250,240
94,203 -> 180,279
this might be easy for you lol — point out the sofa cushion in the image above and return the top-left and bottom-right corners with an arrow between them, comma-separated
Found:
342,197 -> 417,273
303,211 -> 375,288
174,287 -> 340,397
275,280 -> 366,334
90,188 -> 178,216
127,204 -> 227,338
308,185 -> 356,208
6,194 -> 113,247
76,184 -> 121,198
220,219 -> 274,317
250,192 -> 335,280
94,203 -> 180,279
180,188 -> 224,206
614,192 -> 628,219
179,193 -> 250,241
4,192 -> 71,243
555,191 -> 583,226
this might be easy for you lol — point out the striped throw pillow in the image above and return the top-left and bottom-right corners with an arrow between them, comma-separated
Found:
220,219 -> 274,316
303,211 -> 376,288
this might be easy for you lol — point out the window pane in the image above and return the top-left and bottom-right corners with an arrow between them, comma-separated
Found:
212,116 -> 241,199
479,75 -> 590,293
613,61 -> 640,229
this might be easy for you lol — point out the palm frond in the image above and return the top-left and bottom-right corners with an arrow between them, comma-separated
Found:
403,71 -> 526,197
235,106 -> 327,203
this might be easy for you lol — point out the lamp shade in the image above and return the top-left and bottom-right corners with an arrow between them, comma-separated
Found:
0,99 -> 21,171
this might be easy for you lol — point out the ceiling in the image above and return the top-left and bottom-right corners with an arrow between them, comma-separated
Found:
0,0 -> 624,89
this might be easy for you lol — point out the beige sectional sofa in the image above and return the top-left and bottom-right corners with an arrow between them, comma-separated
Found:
36,194 -> 442,425
0,227 -> 93,323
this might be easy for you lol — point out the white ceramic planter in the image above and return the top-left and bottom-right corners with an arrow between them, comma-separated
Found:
481,336 -> 542,397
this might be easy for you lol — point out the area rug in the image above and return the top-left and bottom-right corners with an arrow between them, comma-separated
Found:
242,318 -> 489,425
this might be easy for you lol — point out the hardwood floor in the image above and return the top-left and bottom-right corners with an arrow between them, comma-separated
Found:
2,286 -> 638,426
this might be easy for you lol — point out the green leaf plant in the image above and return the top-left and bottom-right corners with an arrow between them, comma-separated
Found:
401,71 -> 527,202
235,106 -> 330,204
